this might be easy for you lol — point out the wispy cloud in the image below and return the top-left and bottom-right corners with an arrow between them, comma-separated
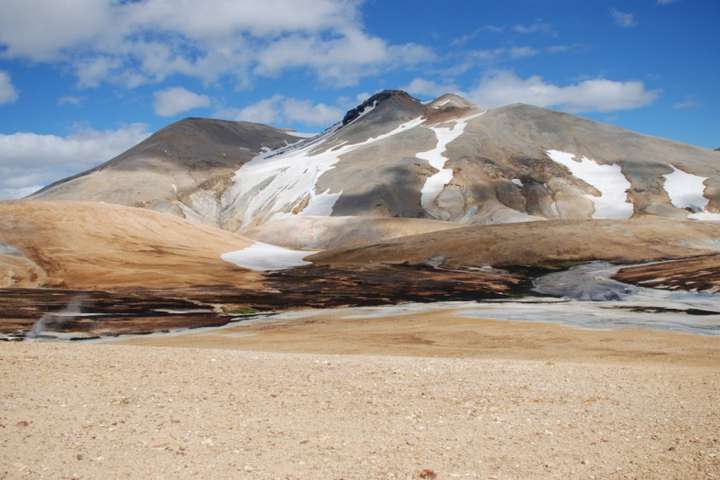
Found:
440,44 -> 580,77
611,8 -> 637,28
0,71 -> 18,104
57,96 -> 82,106
450,21 -> 555,46
673,98 -> 700,110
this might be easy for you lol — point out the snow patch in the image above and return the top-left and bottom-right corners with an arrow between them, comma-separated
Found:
350,101 -> 378,123
688,212 -> 720,222
546,150 -> 633,219
0,242 -> 21,256
221,242 -> 317,271
225,117 -> 426,228
511,178 -> 523,187
419,111 -> 485,217
286,131 -> 318,138
663,166 -> 709,212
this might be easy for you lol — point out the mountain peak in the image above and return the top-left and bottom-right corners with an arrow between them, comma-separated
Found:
428,93 -> 476,110
342,90 -> 422,125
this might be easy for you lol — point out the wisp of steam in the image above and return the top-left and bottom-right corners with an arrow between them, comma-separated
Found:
28,296 -> 86,339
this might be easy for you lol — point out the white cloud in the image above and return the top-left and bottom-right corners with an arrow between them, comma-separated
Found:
75,57 -> 121,88
673,98 -> 700,110
153,87 -> 211,117
255,31 -> 433,86
403,78 -> 459,98
0,71 -> 18,104
217,95 -> 343,126
0,124 -> 150,200
512,22 -> 554,35
0,0 -> 433,88
467,71 -> 658,113
509,46 -> 539,58
451,22 -> 555,46
657,0 -> 679,4
218,96 -> 283,125
57,96 -> 82,106
0,0 -> 111,61
281,98 -> 344,126
611,8 -> 637,27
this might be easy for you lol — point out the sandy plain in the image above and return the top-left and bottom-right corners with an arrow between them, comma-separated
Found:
2,307 -> 719,479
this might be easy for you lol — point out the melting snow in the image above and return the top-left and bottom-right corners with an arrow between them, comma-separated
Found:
419,112 -> 485,216
511,178 -> 523,187
221,242 -> 317,271
688,212 -> 720,221
547,150 -> 633,219
663,165 -> 709,212
662,166 -> 720,221
350,101 -> 378,123
287,131 -> 318,138
225,117 -> 426,228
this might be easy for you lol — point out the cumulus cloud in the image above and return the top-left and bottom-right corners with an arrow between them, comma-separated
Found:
0,124 -> 150,200
217,96 -> 343,127
403,78 -> 459,98
0,71 -> 18,104
0,0 -> 433,88
611,8 -> 637,27
467,71 -> 658,112
153,87 -> 211,117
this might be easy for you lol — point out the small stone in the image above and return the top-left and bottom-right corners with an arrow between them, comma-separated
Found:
418,469 -> 437,479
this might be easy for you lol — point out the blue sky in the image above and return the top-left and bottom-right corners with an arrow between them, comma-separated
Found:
0,0 -> 717,199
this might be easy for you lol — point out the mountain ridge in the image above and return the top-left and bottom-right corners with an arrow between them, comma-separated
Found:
28,90 -> 720,232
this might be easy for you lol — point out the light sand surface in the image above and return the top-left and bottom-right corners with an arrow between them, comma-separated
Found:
121,308 -> 720,367
2,310 -> 720,479
1,341 -> 719,479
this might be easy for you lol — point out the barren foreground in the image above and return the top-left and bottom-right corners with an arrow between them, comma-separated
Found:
2,337 -> 719,479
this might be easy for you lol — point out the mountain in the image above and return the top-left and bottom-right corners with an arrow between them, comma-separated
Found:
5,90 -> 720,338
31,118 -> 300,218
29,90 -> 720,241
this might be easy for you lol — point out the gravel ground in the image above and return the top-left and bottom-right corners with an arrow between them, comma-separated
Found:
2,342 -> 719,479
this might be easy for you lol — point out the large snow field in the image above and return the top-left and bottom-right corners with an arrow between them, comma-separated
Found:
225,116 -> 426,228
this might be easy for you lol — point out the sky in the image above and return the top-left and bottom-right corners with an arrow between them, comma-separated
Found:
0,0 -> 718,199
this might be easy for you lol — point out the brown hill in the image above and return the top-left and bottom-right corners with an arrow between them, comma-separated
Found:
0,201 -> 258,289
311,217 -> 720,268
